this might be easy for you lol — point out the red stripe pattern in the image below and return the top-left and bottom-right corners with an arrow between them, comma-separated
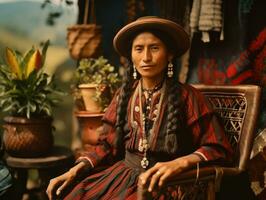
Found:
68,82 -> 232,199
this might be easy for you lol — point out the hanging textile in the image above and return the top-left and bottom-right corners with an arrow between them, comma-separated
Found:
187,0 -> 266,85
190,0 -> 223,43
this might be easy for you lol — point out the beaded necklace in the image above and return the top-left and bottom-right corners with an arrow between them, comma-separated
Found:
142,80 -> 163,133
134,80 -> 165,169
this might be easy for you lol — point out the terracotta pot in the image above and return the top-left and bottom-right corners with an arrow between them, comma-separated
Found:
78,83 -> 102,113
2,116 -> 54,158
67,24 -> 102,60
75,112 -> 104,145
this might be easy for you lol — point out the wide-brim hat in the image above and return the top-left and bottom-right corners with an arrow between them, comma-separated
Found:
113,16 -> 190,58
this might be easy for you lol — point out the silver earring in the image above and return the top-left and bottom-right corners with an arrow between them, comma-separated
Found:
133,65 -> 137,79
167,62 -> 174,78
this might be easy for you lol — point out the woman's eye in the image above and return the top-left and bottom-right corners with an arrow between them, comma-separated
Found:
151,46 -> 159,51
135,47 -> 142,52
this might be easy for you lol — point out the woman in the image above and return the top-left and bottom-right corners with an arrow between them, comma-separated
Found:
46,16 -> 233,199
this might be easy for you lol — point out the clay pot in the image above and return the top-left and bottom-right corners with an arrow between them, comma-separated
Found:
2,116 -> 54,158
74,112 -> 104,145
78,83 -> 102,113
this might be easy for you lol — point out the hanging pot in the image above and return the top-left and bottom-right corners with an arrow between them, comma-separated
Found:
67,24 -> 102,60
67,0 -> 102,60
2,116 -> 54,158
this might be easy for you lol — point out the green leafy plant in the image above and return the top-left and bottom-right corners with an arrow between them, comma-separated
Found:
0,40 -> 63,118
72,56 -> 121,111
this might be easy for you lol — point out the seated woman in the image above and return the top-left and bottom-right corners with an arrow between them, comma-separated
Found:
46,16 -> 233,199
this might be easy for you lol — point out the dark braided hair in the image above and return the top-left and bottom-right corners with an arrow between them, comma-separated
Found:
165,76 -> 193,155
115,62 -> 135,150
164,66 -> 184,154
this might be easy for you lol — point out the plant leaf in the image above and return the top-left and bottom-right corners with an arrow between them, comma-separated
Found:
5,48 -> 22,79
41,40 -> 50,67
25,50 -> 42,78
21,47 -> 35,78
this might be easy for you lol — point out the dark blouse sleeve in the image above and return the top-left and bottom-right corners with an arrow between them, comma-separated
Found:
76,89 -> 121,169
183,85 -> 233,163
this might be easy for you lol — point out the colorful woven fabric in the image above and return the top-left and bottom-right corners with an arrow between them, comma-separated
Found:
66,82 -> 232,199
190,0 -> 223,42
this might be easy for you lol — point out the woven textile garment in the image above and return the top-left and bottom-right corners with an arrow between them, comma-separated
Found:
190,0 -> 223,42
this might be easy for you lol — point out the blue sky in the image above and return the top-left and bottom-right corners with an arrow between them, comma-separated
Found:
0,0 -> 78,76
0,0 -> 78,46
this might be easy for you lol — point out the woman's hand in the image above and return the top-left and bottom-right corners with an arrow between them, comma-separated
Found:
46,162 -> 87,200
138,154 -> 201,193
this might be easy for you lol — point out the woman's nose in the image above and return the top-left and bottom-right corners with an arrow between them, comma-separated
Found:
143,49 -> 152,62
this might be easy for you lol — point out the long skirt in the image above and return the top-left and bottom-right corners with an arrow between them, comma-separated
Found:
64,161 -> 140,200
64,158 -> 207,200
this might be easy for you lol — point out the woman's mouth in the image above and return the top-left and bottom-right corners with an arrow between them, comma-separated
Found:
141,65 -> 154,69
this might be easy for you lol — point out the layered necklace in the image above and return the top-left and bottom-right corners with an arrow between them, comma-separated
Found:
131,79 -> 166,169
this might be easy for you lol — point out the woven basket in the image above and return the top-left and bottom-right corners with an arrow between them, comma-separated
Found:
67,24 -> 102,60
67,0 -> 102,60
2,116 -> 54,158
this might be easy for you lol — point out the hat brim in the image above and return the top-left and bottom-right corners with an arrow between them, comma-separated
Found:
113,17 -> 190,58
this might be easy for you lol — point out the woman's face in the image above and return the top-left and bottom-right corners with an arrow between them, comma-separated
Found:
131,32 -> 173,80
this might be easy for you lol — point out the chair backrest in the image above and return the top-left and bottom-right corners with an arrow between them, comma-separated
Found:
192,84 -> 261,171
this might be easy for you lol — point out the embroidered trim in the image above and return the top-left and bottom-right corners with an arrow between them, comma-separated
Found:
130,80 -> 166,169
77,156 -> 95,168
193,151 -> 208,161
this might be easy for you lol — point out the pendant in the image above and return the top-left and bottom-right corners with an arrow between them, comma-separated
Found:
141,156 -> 149,169
138,138 -> 148,152
138,139 -> 143,152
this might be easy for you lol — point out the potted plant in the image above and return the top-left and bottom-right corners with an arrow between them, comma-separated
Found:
0,41 -> 63,157
72,56 -> 121,113
71,56 -> 121,145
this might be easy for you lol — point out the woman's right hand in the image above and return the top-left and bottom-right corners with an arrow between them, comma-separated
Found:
46,162 -> 87,200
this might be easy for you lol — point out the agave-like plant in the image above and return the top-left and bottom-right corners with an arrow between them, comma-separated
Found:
0,40 -> 63,118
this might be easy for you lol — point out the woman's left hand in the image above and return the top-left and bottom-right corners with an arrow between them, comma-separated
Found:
138,154 -> 200,192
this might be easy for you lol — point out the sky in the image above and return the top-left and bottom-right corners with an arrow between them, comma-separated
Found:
0,0 -> 78,46
0,0 -> 78,73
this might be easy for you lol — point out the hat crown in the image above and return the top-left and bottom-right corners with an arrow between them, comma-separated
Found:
136,16 -> 159,21
113,16 -> 190,57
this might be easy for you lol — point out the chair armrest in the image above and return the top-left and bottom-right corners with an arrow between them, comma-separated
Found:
137,166 -> 242,200
166,166 -> 240,186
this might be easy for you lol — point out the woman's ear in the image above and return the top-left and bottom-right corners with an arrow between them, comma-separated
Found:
168,54 -> 174,62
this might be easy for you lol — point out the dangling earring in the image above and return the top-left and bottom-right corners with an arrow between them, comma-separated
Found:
167,61 -> 174,78
133,65 -> 137,79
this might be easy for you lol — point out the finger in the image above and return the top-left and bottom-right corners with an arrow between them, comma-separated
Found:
46,185 -> 52,200
46,179 -> 61,200
148,170 -> 162,192
47,174 -> 68,197
158,171 -> 171,187
56,177 -> 73,196
140,166 -> 160,185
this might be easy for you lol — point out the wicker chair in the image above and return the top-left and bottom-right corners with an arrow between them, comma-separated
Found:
138,84 -> 261,200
